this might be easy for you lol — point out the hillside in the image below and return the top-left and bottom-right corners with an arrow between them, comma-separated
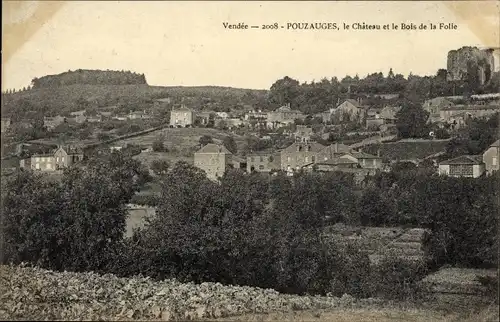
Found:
363,140 -> 450,161
1,83 -> 268,120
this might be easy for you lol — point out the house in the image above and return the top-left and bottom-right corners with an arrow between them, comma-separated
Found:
231,156 -> 247,171
215,111 -> 229,119
196,111 -> 215,125
267,104 -> 305,125
331,99 -> 368,124
86,115 -> 102,123
53,146 -> 84,169
43,115 -> 66,130
245,110 -> 268,121
128,110 -> 153,120
365,106 -> 401,130
280,141 -> 325,172
439,104 -> 499,125
194,143 -> 232,180
170,105 -> 194,127
1,118 -> 12,133
246,152 -> 280,173
438,155 -> 485,178
28,146 -> 84,171
294,125 -> 313,142
483,140 -> 500,175
317,143 -> 353,162
99,111 -> 113,118
422,97 -> 455,123
345,150 -> 384,169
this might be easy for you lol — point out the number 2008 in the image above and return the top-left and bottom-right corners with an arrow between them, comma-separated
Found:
262,23 -> 279,29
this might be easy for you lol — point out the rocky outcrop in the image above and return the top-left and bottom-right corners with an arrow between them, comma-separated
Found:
447,47 -> 495,85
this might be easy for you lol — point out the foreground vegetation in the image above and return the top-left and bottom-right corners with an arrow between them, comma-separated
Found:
2,153 -> 498,304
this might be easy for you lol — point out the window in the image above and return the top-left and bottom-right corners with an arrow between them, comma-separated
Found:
56,157 -> 60,162
287,156 -> 291,163
259,165 -> 265,170
47,164 -> 52,170
35,157 -> 40,162
61,157 -> 65,163
493,157 -> 498,166
449,164 -> 473,177
35,163 -> 40,170
269,156 -> 274,162
311,156 -> 315,162
260,156 -> 264,162
305,156 -> 309,163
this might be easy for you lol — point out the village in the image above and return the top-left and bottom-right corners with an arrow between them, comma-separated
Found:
1,43 -> 499,321
2,91 -> 499,181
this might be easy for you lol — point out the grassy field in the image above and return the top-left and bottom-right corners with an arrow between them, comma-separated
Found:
363,140 -> 449,161
116,127 -> 247,152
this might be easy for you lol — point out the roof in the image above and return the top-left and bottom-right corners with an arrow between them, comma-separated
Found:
342,99 -> 364,108
317,156 -> 358,165
282,142 -> 325,153
154,98 -> 171,102
195,143 -> 232,154
424,97 -> 454,107
490,140 -> 500,147
320,143 -> 352,156
349,151 -> 381,159
439,155 -> 483,165
172,106 -> 193,112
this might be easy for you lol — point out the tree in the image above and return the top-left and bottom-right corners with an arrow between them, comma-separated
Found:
395,98 -> 429,138
2,154 -> 147,272
199,135 -> 213,146
268,76 -> 301,107
152,139 -> 165,152
150,159 -> 170,175
222,136 -> 237,154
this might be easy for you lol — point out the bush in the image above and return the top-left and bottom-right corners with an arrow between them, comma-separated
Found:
371,257 -> 429,301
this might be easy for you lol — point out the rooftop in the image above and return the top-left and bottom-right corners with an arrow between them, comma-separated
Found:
439,155 -> 483,165
195,143 -> 232,154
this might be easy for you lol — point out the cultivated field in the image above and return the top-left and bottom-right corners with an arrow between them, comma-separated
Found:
114,127 -> 247,152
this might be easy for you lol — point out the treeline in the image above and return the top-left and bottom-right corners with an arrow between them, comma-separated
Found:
31,69 -> 147,88
2,155 -> 498,300
267,69 -> 500,115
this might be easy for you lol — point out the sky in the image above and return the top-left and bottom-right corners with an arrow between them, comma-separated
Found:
2,1 -> 499,91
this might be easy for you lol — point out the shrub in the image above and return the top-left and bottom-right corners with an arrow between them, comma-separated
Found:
371,256 -> 429,301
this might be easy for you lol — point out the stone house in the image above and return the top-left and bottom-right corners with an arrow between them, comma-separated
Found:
439,104 -> 499,125
331,99 -> 368,124
438,155 -> 485,178
70,110 -> 87,124
246,152 -> 280,173
194,143 -> 232,180
280,141 -> 325,172
170,105 -> 194,127
27,146 -> 84,171
483,140 -> 499,175
267,104 -> 305,125
317,143 -> 353,162
423,97 -> 455,123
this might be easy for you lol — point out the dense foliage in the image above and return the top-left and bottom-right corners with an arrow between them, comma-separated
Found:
2,157 -> 497,299
31,70 -> 147,88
